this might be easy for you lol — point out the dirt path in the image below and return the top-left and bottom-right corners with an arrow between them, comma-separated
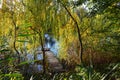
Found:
45,51 -> 63,72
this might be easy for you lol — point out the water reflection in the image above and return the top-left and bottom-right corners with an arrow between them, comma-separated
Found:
25,34 -> 59,72
44,34 -> 59,56
37,53 -> 43,60
37,64 -> 43,71
26,34 -> 59,72
26,53 -> 34,64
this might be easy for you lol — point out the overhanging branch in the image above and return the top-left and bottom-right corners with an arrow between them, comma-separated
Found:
59,1 -> 83,64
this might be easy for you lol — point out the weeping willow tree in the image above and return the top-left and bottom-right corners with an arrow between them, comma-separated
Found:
19,0 -> 83,72
0,0 -> 23,63
0,0 -> 70,73
0,0 -> 119,74
20,0 -> 70,73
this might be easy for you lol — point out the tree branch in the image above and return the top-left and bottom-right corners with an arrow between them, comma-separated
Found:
11,12 -> 20,63
59,1 -> 83,64
30,26 -> 46,74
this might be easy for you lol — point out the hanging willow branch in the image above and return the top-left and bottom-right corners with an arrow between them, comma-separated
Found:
22,0 -> 47,73
58,1 -> 83,64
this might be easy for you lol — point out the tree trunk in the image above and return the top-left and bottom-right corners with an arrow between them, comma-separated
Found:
11,13 -> 20,63
59,1 -> 83,64
39,32 -> 46,74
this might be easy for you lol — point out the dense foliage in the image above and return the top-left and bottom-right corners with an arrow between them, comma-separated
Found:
0,0 -> 120,80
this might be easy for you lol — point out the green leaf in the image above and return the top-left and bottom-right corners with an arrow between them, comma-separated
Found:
17,40 -> 30,42
0,45 -> 6,47
18,60 -> 39,66
20,23 -> 32,28
18,61 -> 29,66
18,34 -> 33,37
4,73 -> 22,77
0,58 -> 15,64
0,49 -> 10,52
7,58 -> 15,61
101,64 -> 119,80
